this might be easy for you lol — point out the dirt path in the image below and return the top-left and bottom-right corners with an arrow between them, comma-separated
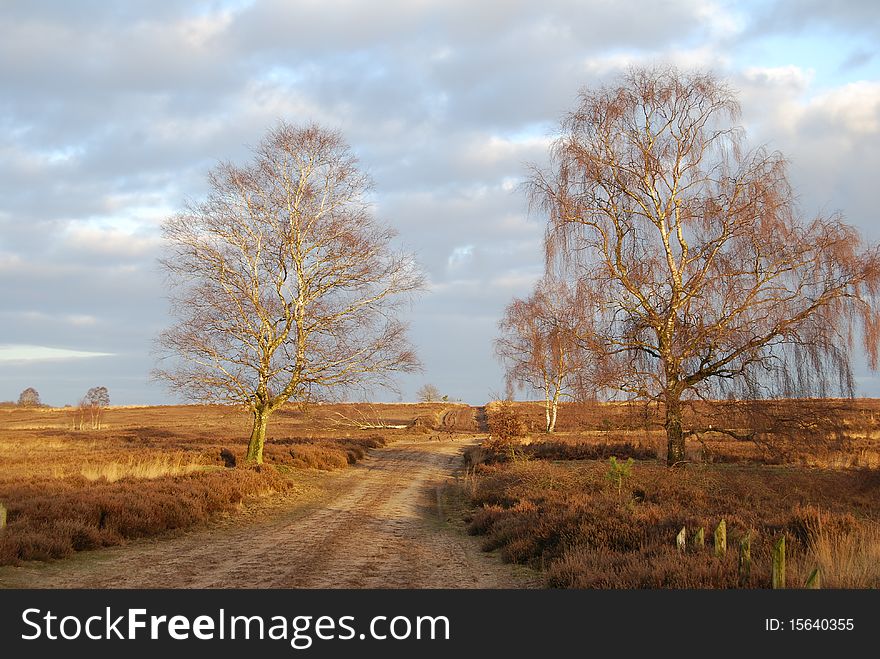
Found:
438,405 -> 488,432
0,437 -> 534,589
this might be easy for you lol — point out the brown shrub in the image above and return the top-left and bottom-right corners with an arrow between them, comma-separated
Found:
528,440 -> 655,462
469,437 -> 656,466
485,400 -> 527,449
548,546 -> 743,589
463,444 -> 490,469
286,444 -> 350,470
220,448 -> 236,468
0,469 -> 289,565
464,459 -> 880,588
264,435 -> 386,469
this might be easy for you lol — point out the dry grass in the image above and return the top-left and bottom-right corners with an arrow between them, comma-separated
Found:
803,509 -> 880,588
80,453 -> 206,482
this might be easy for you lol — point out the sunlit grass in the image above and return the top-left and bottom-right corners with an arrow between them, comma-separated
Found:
806,516 -> 880,588
80,453 -> 206,482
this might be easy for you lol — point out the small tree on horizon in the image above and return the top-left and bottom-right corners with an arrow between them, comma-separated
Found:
155,122 -> 423,464
417,383 -> 441,402
80,386 -> 110,430
17,387 -> 41,407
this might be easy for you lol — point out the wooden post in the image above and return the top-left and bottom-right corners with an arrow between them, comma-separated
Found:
804,567 -> 821,589
772,535 -> 786,589
676,526 -> 687,552
694,527 -> 705,548
0,502 -> 6,530
738,534 -> 751,586
714,519 -> 726,557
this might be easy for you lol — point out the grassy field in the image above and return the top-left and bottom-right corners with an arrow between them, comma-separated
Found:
4,398 -> 879,589
456,400 -> 880,588
0,402 -> 457,565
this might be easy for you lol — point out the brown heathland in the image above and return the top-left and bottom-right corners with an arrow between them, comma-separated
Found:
461,399 -> 880,588
2,399 -> 879,589
0,402 -> 468,566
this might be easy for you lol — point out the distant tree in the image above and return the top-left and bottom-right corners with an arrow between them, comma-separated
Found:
530,66 -> 880,464
417,384 -> 441,402
85,386 -> 110,408
72,402 -> 85,430
17,387 -> 41,407
155,122 -> 423,463
496,276 -> 599,432
79,386 -> 110,430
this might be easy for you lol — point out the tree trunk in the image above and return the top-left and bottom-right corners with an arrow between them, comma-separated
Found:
246,407 -> 270,464
665,395 -> 685,466
549,395 -> 559,433
543,384 -> 552,432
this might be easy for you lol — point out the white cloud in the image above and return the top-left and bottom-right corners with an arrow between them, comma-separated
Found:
743,64 -> 814,89
804,81 -> 880,133
697,1 -> 747,40
1,310 -> 101,327
0,344 -> 113,362
62,224 -> 162,259
447,245 -> 475,269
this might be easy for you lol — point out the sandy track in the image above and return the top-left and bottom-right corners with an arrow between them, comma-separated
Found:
439,406 -> 487,432
1,438 -> 531,589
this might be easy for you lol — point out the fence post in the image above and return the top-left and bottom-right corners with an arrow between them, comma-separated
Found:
694,527 -> 705,549
772,535 -> 786,589
738,534 -> 751,586
676,526 -> 687,552
804,567 -> 821,589
714,519 -> 727,557
0,502 -> 6,530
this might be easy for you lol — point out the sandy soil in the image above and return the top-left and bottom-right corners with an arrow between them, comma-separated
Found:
0,437 -> 534,589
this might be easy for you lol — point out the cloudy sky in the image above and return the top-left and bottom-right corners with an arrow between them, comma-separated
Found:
1,0 -> 879,406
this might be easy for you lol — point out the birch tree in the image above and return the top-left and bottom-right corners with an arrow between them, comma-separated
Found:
496,276 -> 595,432
155,122 -> 423,463
531,67 -> 880,464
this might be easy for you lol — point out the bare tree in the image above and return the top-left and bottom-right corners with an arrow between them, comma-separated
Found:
81,386 -> 110,429
85,386 -> 110,408
73,400 -> 87,431
155,122 -> 423,463
495,276 -> 598,432
17,387 -> 41,407
531,66 -> 880,465
417,383 -> 441,402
